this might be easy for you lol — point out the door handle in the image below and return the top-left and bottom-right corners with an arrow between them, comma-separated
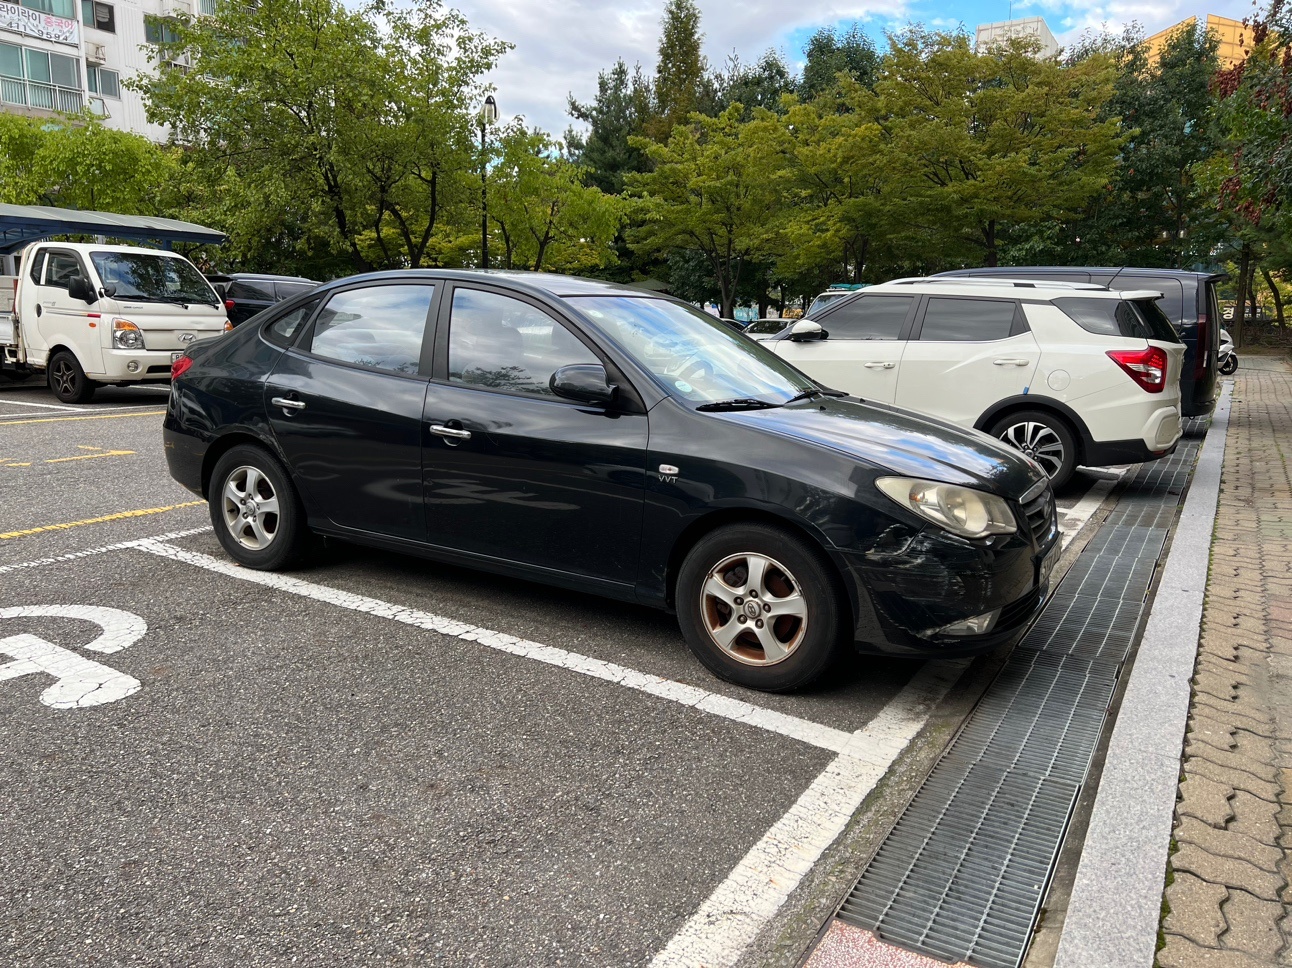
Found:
993,359 -> 1031,366
429,423 -> 472,441
862,361 -> 896,369
271,396 -> 306,411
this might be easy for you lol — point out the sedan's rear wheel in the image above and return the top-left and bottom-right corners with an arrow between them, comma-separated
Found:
210,444 -> 307,570
991,410 -> 1077,488
677,523 -> 845,691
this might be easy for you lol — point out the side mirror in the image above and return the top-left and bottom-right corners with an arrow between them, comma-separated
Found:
550,363 -> 617,407
67,275 -> 95,304
789,320 -> 825,341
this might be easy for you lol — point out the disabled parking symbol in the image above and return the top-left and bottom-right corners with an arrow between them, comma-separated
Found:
0,605 -> 146,709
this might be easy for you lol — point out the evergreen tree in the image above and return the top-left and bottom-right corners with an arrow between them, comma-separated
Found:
800,24 -> 879,98
650,0 -> 707,139
566,60 -> 654,194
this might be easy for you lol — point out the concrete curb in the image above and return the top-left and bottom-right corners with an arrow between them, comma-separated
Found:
1052,383 -> 1233,968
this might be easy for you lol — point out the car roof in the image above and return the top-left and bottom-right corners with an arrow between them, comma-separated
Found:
871,278 -> 1163,300
936,266 -> 1227,282
314,269 -> 673,300
28,241 -> 194,257
227,272 -> 318,283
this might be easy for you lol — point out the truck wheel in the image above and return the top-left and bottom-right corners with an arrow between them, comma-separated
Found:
676,523 -> 846,692
47,351 -> 96,404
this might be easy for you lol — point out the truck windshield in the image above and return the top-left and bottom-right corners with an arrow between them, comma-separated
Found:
90,252 -> 220,307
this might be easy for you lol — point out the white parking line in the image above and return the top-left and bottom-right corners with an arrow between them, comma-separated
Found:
0,399 -> 81,412
1061,469 -> 1125,540
132,540 -> 857,754
649,660 -> 968,968
0,526 -> 212,576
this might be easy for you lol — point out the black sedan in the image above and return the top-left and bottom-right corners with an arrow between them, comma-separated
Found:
164,271 -> 1059,692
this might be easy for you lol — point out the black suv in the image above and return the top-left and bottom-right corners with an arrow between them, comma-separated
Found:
213,273 -> 319,327
935,267 -> 1225,417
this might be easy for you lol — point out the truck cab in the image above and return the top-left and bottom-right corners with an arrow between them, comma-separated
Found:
5,242 -> 228,403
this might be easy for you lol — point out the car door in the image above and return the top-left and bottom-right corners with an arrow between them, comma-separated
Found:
772,294 -> 916,402
264,281 -> 437,542
31,248 -> 104,374
422,283 -> 648,586
894,296 -> 1041,428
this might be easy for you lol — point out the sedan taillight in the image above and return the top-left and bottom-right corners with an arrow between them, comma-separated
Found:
171,355 -> 194,380
1107,346 -> 1168,393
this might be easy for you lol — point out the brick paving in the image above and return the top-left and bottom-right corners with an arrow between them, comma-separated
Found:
1160,361 -> 1292,967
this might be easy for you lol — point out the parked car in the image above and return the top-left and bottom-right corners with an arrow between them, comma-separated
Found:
744,318 -> 791,340
217,273 -> 319,326
935,267 -> 1224,417
807,284 -> 869,316
2,242 -> 228,402
164,270 -> 1059,692
770,277 -> 1185,488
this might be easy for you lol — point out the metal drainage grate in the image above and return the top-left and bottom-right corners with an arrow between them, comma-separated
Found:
836,439 -> 1202,968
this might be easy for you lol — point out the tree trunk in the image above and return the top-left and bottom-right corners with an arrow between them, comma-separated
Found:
1262,267 -> 1285,326
758,292 -> 770,318
1233,244 -> 1250,348
984,220 -> 998,267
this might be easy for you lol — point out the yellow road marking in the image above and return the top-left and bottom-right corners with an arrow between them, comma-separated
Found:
45,449 -> 135,464
0,501 -> 204,540
0,410 -> 166,427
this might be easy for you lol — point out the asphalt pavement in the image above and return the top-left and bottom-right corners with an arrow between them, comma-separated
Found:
0,377 -> 1107,967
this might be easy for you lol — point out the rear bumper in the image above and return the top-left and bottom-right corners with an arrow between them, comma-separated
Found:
1084,435 -> 1177,466
163,418 -> 207,497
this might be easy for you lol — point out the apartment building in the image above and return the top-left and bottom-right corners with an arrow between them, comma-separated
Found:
1145,14 -> 1249,69
0,0 -> 205,141
974,17 -> 1061,59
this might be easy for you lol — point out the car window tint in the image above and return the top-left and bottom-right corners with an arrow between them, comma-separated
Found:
265,297 -> 320,346
227,279 -> 276,301
27,252 -> 45,285
275,281 -> 315,300
448,289 -> 597,397
1054,297 -> 1181,342
43,253 -> 81,289
919,298 -> 1016,341
824,295 -> 912,339
309,285 -> 433,375
1154,280 -> 1186,323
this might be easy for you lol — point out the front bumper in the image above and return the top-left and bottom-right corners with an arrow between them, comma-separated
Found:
839,502 -> 1059,658
91,348 -> 184,382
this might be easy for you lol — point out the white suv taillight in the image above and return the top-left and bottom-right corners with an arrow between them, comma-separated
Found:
1107,346 -> 1168,393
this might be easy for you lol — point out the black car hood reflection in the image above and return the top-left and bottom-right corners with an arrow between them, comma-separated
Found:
717,397 -> 1039,494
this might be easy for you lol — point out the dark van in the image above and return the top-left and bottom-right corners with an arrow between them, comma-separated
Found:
934,267 -> 1225,417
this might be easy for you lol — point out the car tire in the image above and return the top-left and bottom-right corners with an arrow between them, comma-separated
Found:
990,410 -> 1078,489
47,350 -> 96,404
209,444 -> 308,570
676,523 -> 846,692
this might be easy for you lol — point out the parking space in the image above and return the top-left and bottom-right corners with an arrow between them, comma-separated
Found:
0,390 -> 1122,966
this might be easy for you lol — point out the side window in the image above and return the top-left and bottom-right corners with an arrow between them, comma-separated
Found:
1152,279 -> 1186,324
448,288 -> 598,398
43,253 -> 83,290
275,281 -> 315,300
918,298 -> 1018,342
307,285 -> 434,375
264,297 -> 320,347
27,251 -> 45,286
822,295 -> 914,340
227,279 -> 275,301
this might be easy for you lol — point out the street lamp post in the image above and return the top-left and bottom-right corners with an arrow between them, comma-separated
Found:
480,95 -> 498,270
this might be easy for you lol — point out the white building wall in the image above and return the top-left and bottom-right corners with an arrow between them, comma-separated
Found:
975,17 -> 1061,59
84,0 -> 171,142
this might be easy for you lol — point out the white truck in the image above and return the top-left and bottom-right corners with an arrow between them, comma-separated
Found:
1,242 -> 229,403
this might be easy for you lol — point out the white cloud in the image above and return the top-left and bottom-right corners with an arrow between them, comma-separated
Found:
453,0 -> 902,138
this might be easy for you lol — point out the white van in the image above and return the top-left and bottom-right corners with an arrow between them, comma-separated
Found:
2,242 -> 229,403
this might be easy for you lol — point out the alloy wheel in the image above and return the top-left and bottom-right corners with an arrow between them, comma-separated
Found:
699,552 -> 808,666
998,421 -> 1065,479
221,465 -> 281,550
52,359 -> 77,396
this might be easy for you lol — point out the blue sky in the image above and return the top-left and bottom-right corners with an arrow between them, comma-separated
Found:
452,0 -> 1255,139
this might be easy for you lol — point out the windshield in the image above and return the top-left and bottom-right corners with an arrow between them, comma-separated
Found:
90,251 -> 220,307
571,296 -> 816,405
745,319 -> 787,335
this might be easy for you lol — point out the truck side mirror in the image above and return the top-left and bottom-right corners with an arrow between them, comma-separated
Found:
67,275 -> 95,304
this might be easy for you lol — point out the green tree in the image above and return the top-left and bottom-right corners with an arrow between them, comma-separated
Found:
486,125 -> 624,273
714,50 -> 796,118
135,0 -> 508,275
800,24 -> 879,99
566,60 -> 654,194
649,0 -> 707,139
629,105 -> 785,315
879,30 -> 1123,266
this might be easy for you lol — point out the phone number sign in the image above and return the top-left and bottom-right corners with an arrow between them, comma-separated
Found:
0,1 -> 79,46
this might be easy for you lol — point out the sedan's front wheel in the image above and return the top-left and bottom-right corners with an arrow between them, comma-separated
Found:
209,444 -> 307,570
676,523 -> 846,692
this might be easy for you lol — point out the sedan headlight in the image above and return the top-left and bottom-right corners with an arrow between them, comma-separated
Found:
876,477 -> 1017,540
112,318 -> 144,350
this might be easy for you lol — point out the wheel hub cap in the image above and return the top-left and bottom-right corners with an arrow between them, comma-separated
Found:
700,552 -> 808,667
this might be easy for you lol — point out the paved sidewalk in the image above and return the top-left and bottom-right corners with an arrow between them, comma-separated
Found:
1160,362 -> 1292,966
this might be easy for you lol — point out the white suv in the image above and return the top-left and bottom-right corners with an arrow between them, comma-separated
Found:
767,278 -> 1185,488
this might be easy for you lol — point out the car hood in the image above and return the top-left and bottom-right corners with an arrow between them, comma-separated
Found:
722,397 -> 1045,498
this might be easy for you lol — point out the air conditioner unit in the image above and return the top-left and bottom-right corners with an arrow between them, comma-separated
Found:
86,42 -> 107,65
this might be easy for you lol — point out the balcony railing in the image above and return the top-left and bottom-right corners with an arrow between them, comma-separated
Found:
0,77 -> 84,113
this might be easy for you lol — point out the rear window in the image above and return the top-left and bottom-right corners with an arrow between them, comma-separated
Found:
227,279 -> 276,301
275,281 -> 315,300
1055,297 -> 1181,343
